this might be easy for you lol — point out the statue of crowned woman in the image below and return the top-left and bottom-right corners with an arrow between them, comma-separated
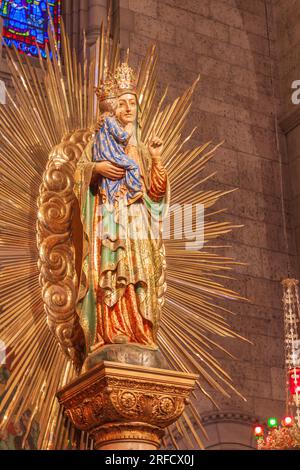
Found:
73,63 -> 169,364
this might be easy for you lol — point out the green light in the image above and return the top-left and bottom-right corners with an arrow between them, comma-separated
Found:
268,417 -> 278,428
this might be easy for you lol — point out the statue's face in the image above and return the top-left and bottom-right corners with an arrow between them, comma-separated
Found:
115,93 -> 137,125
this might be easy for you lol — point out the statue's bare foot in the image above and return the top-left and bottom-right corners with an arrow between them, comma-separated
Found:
112,334 -> 130,344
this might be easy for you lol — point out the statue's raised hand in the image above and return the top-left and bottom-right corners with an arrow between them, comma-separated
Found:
148,135 -> 164,158
94,161 -> 125,180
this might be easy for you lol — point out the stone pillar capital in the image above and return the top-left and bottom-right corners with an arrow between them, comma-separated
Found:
57,361 -> 198,450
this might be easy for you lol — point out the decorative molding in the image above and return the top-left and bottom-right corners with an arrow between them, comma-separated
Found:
57,361 -> 198,449
201,410 -> 258,426
91,422 -> 164,450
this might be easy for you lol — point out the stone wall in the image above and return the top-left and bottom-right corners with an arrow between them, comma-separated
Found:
274,0 -> 300,117
118,0 -> 298,448
274,0 -> 300,280
62,0 -> 110,54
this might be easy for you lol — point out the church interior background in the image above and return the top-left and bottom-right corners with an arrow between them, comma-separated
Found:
0,0 -> 300,450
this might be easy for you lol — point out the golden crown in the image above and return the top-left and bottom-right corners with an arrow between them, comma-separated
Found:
114,63 -> 137,95
94,73 -> 117,102
95,64 -> 137,102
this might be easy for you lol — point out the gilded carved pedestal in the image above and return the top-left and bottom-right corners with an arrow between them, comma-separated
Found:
57,360 -> 198,450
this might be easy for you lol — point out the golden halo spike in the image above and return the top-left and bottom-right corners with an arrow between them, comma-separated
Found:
97,22 -> 105,87
104,0 -> 113,80
124,47 -> 130,64
83,29 -> 88,128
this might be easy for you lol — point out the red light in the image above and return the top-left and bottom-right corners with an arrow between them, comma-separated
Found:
254,425 -> 263,436
283,416 -> 294,427
288,368 -> 300,395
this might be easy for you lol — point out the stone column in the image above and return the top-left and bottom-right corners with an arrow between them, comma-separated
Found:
71,0 -> 79,53
87,0 -> 108,46
63,0 -> 72,40
79,0 -> 89,57
118,0 -> 134,55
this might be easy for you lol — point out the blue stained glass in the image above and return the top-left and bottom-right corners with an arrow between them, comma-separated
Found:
0,0 -> 61,58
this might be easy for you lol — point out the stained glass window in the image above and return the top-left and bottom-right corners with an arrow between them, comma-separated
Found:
0,0 -> 61,58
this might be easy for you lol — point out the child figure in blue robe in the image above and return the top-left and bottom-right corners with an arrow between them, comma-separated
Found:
93,96 -> 143,208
